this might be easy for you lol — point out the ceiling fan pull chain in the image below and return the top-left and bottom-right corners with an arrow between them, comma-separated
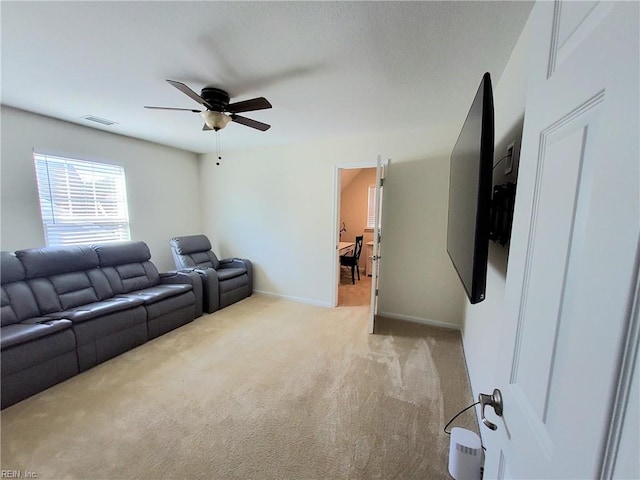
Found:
216,131 -> 222,166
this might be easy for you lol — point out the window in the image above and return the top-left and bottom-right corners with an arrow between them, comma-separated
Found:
34,153 -> 131,246
367,185 -> 376,229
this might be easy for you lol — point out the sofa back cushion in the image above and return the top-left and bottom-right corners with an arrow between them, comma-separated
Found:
1,251 -> 25,284
17,245 -> 99,277
1,252 -> 41,326
93,241 -> 160,293
170,235 -> 220,270
16,246 -> 113,314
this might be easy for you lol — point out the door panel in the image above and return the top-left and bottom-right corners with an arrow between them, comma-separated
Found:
485,2 -> 639,478
512,102 -> 601,424
369,155 -> 385,333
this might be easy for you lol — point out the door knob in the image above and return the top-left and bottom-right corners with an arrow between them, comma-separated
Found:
478,388 -> 503,431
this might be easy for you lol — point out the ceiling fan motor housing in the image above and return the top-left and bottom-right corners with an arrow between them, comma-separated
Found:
201,87 -> 230,111
145,80 -> 272,131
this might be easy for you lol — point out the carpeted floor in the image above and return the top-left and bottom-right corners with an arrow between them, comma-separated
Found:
338,268 -> 372,306
1,295 -> 477,479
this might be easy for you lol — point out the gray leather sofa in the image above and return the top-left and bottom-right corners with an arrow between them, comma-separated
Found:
1,241 -> 200,409
1,251 -> 78,409
169,235 -> 253,313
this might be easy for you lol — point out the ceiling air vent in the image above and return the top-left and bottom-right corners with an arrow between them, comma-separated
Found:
82,115 -> 117,126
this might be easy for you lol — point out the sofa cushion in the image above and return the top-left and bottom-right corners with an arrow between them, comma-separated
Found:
1,252 -> 25,284
101,262 -> 161,294
1,319 -> 73,350
44,296 -> 145,323
26,267 -> 114,313
71,305 -> 148,372
48,272 -> 100,310
124,284 -> 192,305
1,328 -> 77,380
1,252 -> 41,326
1,281 -> 41,327
93,241 -> 151,266
217,267 -> 247,281
218,274 -> 249,294
93,241 -> 161,293
16,245 -> 99,278
170,235 -> 220,269
145,290 -> 195,320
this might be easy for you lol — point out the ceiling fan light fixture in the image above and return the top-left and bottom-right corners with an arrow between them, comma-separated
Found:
201,111 -> 231,131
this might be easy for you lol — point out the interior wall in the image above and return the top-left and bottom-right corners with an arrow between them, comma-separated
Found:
0,106 -> 202,271
199,126 -> 466,326
340,168 -> 376,271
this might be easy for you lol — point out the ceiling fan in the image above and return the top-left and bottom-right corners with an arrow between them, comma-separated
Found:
145,80 -> 272,132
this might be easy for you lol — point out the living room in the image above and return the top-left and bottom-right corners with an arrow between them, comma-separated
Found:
2,2 -> 638,479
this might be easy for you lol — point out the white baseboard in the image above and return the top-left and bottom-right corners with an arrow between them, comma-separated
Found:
252,292 -> 461,331
254,290 -> 333,308
377,310 -> 461,331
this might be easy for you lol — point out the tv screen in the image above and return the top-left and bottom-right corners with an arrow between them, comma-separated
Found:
446,72 -> 494,304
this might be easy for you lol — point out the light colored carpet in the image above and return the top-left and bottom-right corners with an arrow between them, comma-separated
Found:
1,295 -> 477,479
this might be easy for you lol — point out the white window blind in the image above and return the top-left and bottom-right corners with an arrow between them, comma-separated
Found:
34,153 -> 131,246
367,185 -> 376,228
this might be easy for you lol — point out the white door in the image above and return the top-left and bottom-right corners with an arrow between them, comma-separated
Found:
369,156 -> 387,333
483,2 -> 639,478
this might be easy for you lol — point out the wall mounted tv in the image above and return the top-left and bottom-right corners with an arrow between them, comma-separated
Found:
446,72 -> 494,304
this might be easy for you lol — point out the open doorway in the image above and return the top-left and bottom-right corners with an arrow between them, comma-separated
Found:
334,166 -> 377,307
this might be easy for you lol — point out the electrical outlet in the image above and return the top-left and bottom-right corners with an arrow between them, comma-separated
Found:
505,142 -> 514,174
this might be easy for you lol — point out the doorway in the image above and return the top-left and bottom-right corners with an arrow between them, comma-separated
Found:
333,163 -> 377,308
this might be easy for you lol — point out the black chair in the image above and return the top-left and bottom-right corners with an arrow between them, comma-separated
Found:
340,235 -> 363,284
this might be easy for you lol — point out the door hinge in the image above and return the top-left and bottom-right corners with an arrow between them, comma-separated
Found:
375,289 -> 379,296
379,178 -> 384,187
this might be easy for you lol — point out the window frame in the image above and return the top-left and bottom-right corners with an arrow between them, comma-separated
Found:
367,184 -> 376,229
33,152 -> 131,247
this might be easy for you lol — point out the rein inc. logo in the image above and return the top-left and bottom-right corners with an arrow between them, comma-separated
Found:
1,471 -> 37,478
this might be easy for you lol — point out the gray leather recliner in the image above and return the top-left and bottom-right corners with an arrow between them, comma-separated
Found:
169,235 -> 253,313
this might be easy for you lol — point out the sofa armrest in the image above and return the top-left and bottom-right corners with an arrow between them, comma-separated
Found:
160,270 -> 203,318
1,319 -> 73,350
192,268 -> 220,313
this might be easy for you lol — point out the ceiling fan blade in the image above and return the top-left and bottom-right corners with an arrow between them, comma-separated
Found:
231,114 -> 271,131
166,79 -> 215,110
202,123 -> 213,131
226,97 -> 272,114
144,106 -> 202,113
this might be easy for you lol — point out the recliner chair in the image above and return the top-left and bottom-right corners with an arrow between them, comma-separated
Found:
169,235 -> 253,313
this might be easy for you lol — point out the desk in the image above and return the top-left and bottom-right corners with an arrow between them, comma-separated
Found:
338,242 -> 354,256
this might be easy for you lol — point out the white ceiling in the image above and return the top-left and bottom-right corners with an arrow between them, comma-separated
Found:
1,1 -> 533,154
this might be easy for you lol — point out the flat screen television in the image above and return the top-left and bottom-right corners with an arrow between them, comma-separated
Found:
446,72 -> 494,304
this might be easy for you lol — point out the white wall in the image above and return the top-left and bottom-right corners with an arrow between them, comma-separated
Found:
199,126 -> 466,326
461,4 -> 531,442
0,106 -> 201,271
